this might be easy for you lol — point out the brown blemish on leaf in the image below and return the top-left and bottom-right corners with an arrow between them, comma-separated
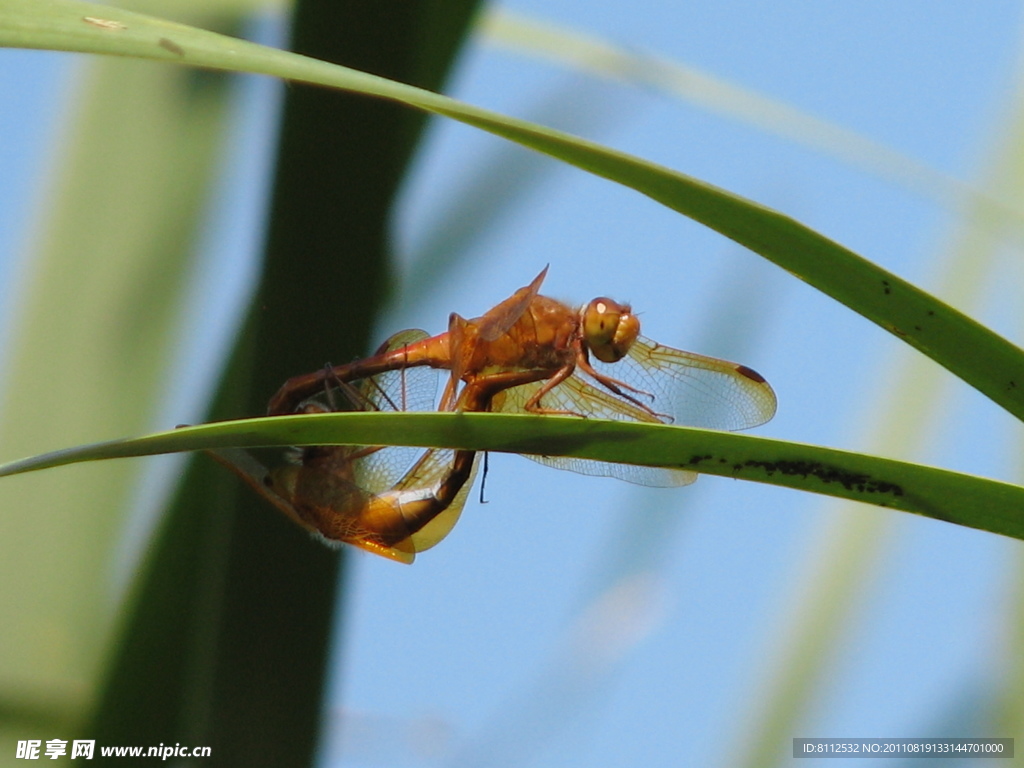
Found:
159,38 -> 185,56
742,458 -> 904,497
685,454 -> 903,499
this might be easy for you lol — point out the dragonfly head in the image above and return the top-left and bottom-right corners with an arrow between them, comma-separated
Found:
581,297 -> 640,363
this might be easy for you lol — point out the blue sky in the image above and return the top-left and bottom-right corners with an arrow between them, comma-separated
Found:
3,1 -> 1024,767
336,3 -> 1024,766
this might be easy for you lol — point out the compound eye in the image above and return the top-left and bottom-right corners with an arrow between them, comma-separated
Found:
582,298 -> 640,363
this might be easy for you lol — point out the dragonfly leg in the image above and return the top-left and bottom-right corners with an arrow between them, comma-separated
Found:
450,366 -> 585,417
575,354 -> 669,421
438,374 -> 459,412
521,364 -> 586,417
318,364 -> 386,412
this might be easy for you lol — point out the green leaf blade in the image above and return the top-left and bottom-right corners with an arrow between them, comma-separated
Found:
2,412 -> 1021,542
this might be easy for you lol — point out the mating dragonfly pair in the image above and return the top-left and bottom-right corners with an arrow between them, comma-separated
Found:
215,267 -> 777,563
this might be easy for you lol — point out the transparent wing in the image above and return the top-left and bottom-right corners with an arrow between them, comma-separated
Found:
602,336 -> 777,430
474,265 -> 548,342
526,453 -> 698,488
450,267 -> 548,387
489,336 -> 776,487
490,376 -> 694,486
347,330 -> 474,554
325,329 -> 442,494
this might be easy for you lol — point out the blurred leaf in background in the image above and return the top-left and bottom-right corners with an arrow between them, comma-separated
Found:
0,0 -> 481,765
0,3 -> 241,755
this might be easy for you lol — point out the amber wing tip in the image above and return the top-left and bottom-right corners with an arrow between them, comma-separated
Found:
736,364 -> 767,384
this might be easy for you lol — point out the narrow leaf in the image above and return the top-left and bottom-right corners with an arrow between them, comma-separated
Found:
1,412 -> 1022,542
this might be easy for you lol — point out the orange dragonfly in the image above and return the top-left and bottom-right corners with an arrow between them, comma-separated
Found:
212,331 -> 495,563
268,267 -> 777,488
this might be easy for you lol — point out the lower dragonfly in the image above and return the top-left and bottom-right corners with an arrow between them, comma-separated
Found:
213,331 -> 508,563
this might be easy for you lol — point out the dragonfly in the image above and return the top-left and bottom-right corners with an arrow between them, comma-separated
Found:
268,267 -> 778,488
218,269 -> 777,562
212,331 -> 501,563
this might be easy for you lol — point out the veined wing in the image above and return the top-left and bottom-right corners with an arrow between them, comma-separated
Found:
488,336 -> 776,487
487,378 -> 696,487
359,330 -> 438,412
291,327 -> 473,558
321,329 -> 440,494
489,376 -> 694,487
597,336 -> 777,431
474,265 -> 548,343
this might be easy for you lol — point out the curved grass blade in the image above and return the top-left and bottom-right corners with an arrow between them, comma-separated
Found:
1,412 -> 1022,542
479,7 -> 992,218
